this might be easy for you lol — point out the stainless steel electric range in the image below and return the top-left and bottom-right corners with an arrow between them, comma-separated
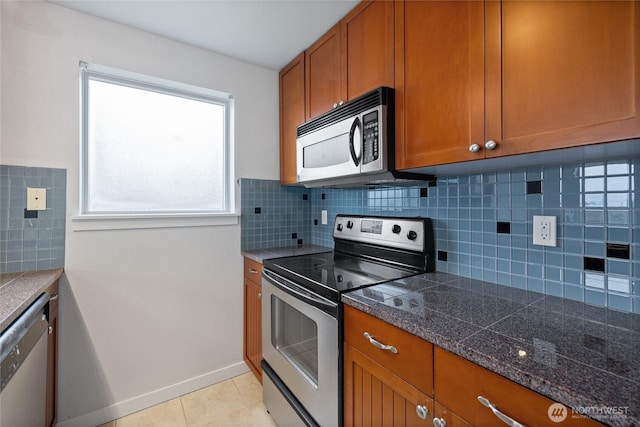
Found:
261,215 -> 435,427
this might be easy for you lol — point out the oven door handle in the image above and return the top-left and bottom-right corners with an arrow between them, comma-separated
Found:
263,269 -> 338,316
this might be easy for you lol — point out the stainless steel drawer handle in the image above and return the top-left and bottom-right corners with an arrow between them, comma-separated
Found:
416,404 -> 428,420
50,293 -> 59,301
477,396 -> 525,427
363,332 -> 398,354
249,268 -> 258,274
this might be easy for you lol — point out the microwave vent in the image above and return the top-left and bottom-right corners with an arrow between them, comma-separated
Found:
297,87 -> 393,137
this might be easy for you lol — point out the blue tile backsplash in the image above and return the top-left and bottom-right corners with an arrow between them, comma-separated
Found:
241,157 -> 639,313
0,165 -> 67,273
240,179 -> 311,250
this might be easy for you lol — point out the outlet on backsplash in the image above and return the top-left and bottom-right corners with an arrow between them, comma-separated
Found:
533,215 -> 557,247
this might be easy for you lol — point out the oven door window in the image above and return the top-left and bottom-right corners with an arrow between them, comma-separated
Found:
270,295 -> 319,388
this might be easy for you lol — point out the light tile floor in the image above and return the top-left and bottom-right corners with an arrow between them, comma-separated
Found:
98,373 -> 277,427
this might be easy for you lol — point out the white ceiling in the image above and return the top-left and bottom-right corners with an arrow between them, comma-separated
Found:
48,0 -> 359,70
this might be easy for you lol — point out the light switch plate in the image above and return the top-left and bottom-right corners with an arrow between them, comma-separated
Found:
533,215 -> 557,247
27,187 -> 47,211
321,210 -> 328,225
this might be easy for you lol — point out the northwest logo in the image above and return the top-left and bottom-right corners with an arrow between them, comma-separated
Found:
548,403 -> 568,422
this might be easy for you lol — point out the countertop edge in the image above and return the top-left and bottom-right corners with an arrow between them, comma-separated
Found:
0,268 -> 64,332
242,245 -> 332,264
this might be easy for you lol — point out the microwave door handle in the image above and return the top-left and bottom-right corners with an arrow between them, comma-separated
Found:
349,116 -> 361,166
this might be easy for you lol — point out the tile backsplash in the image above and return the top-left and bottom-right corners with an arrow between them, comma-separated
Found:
0,165 -> 67,273
240,179 -> 311,250
241,157 -> 639,313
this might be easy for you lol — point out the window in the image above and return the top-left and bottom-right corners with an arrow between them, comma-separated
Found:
77,62 -> 235,229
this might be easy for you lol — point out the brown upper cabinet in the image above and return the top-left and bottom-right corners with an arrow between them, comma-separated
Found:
305,0 -> 394,121
305,23 -> 343,121
279,53 -> 305,185
395,0 -> 640,170
394,0 -> 484,169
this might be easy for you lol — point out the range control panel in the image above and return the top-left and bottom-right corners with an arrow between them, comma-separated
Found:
333,215 -> 429,253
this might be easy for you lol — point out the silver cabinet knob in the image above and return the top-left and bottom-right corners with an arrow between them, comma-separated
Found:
469,144 -> 481,153
333,103 -> 338,108
416,405 -> 429,420
48,326 -> 53,335
433,418 -> 447,427
338,100 -> 344,106
485,140 -> 497,150
258,292 -> 262,299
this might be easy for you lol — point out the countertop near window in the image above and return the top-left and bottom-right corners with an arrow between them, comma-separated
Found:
342,272 -> 640,427
241,244 -> 332,264
0,269 -> 63,332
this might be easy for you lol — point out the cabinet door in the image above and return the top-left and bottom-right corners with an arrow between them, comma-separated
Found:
342,0 -> 394,101
243,278 -> 262,383
394,0 -> 485,170
45,280 -> 59,427
305,23 -> 342,120
485,1 -> 640,157
279,53 -> 305,185
344,343 -> 433,426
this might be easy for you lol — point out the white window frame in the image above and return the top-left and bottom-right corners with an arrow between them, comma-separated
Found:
72,62 -> 238,231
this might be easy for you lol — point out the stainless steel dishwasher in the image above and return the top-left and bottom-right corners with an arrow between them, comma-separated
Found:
0,292 -> 50,427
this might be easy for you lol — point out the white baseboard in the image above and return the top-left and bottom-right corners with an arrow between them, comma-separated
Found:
57,362 -> 250,427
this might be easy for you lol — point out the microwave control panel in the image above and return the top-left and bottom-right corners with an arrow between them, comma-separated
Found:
362,110 -> 379,165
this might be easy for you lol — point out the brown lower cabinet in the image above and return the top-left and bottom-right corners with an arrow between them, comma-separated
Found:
434,347 -> 602,427
344,306 -> 602,427
243,257 -> 262,382
344,305 -> 434,425
45,279 -> 59,427
344,343 -> 434,426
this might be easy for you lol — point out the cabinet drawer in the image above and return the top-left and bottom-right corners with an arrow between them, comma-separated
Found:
434,347 -> 602,426
244,258 -> 262,285
344,305 -> 433,396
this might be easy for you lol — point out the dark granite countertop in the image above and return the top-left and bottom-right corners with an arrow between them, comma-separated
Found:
0,269 -> 63,332
241,244 -> 332,264
342,272 -> 639,427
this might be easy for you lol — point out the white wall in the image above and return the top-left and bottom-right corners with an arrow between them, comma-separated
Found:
0,1 -> 279,425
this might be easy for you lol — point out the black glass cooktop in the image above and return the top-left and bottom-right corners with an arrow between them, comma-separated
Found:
263,251 -> 423,303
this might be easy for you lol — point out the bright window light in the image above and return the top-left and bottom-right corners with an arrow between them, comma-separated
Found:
80,63 -> 233,215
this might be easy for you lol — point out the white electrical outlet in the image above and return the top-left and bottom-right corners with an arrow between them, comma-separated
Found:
533,215 -> 557,247
27,187 -> 47,211
321,210 -> 328,225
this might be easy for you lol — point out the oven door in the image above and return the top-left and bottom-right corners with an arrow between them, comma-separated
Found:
262,269 -> 339,427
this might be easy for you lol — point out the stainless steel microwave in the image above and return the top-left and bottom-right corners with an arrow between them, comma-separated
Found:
296,87 -> 426,188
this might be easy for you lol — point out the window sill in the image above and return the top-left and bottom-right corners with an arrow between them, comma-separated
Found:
71,213 -> 240,231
